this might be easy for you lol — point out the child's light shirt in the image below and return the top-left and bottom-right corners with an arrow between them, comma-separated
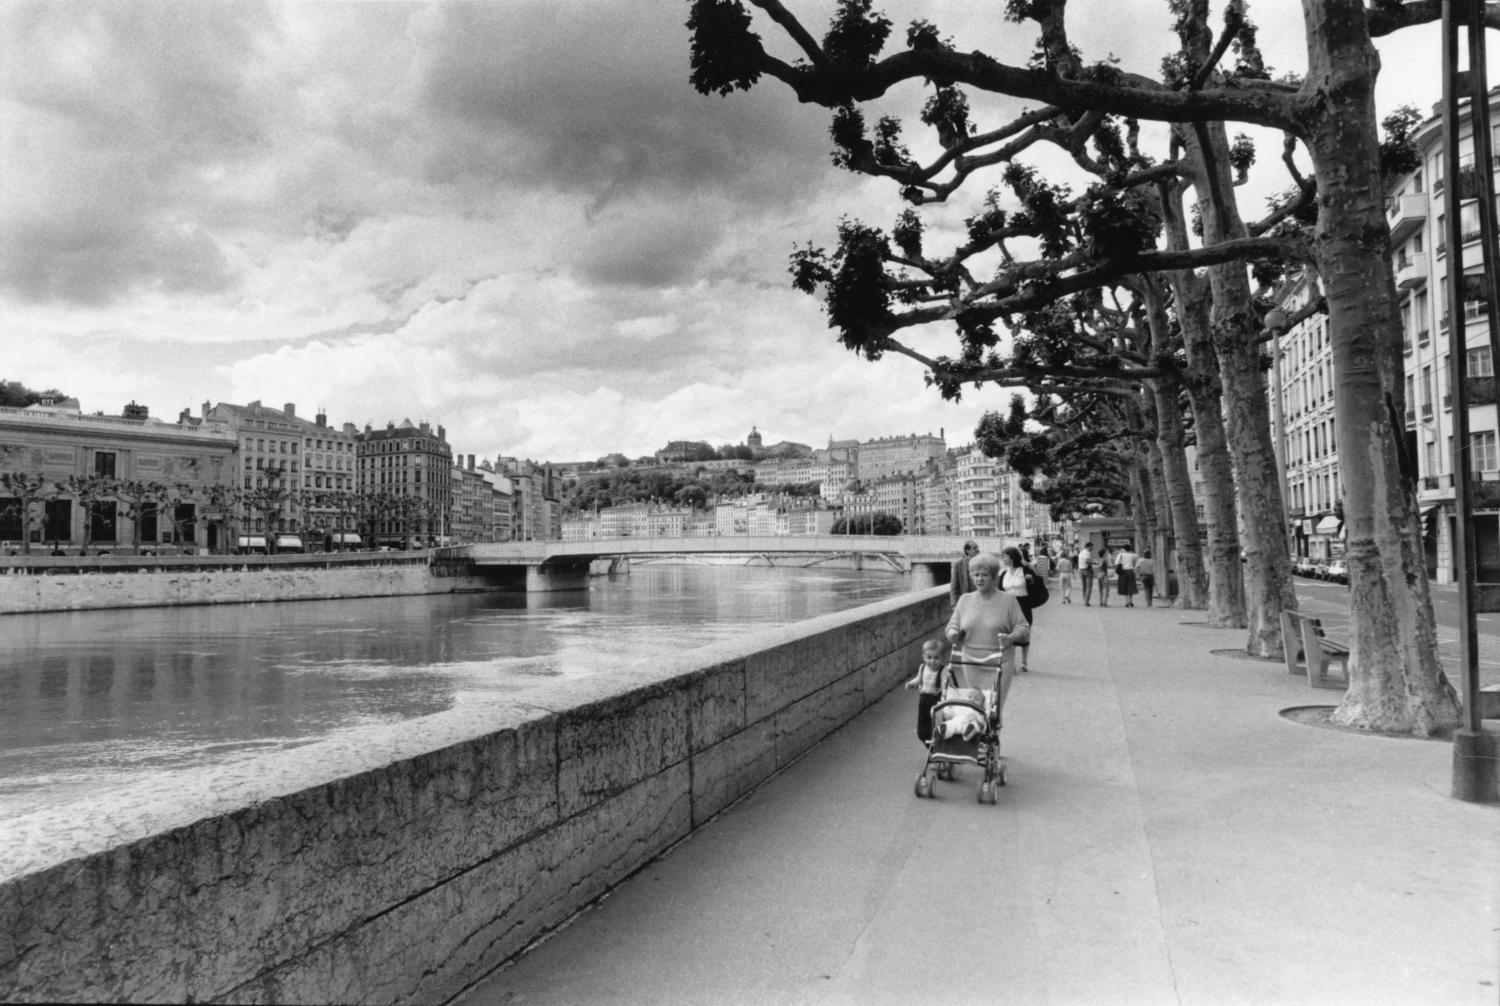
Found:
906,662 -> 944,694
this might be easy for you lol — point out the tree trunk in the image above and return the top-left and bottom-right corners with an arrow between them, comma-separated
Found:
1141,279 -> 1209,608
1179,124 -> 1299,657
1301,0 -> 1459,734
1167,266 -> 1246,625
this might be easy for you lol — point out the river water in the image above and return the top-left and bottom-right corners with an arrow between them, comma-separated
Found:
0,565 -> 911,825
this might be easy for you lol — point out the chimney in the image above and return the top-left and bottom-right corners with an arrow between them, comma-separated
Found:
122,401 -> 148,419
316,411 -> 327,428
284,403 -> 296,417
202,400 -> 212,417
468,454 -> 475,471
179,408 -> 191,423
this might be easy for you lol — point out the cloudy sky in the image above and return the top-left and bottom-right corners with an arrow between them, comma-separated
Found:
0,1 -> 1454,464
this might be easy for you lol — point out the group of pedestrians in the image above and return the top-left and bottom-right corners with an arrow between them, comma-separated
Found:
1053,542 -> 1156,607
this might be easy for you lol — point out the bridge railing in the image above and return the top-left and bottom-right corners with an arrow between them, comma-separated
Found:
454,535 -> 1028,563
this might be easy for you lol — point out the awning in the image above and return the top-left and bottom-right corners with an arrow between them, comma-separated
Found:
1313,516 -> 1342,535
332,532 -> 362,544
237,536 -> 268,548
276,535 -> 303,548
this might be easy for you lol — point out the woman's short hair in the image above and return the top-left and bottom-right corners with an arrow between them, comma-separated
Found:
968,552 -> 1000,576
1001,545 -> 1024,568
962,539 -> 979,554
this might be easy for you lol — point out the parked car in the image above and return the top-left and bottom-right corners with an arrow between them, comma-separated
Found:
1293,557 -> 1318,577
1323,559 -> 1348,584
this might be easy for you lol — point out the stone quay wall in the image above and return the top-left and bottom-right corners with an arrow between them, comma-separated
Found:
0,554 -> 494,614
0,588 -> 950,1004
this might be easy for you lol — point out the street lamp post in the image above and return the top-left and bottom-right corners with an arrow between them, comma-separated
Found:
1444,8 -> 1500,804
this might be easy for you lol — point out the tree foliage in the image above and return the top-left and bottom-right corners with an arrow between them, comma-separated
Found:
0,380 -> 67,409
831,511 -> 903,535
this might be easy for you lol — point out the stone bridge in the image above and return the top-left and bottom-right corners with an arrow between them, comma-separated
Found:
449,535 -> 1027,591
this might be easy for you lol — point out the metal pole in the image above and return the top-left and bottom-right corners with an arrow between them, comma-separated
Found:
1445,4 -> 1499,802
1268,314 -> 1292,552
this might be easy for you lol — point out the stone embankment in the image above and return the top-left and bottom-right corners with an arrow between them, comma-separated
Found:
0,588 -> 949,1004
0,552 -> 497,614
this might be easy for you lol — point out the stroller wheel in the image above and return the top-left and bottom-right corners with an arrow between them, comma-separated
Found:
937,762 -> 954,781
978,781 -> 995,804
914,772 -> 933,798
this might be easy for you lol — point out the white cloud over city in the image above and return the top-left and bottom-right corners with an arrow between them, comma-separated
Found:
0,0 -> 1453,461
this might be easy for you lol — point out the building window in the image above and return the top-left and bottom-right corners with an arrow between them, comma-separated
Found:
94,451 -> 117,478
1470,345 -> 1495,378
44,499 -> 72,542
89,501 -> 118,543
1474,431 -> 1499,475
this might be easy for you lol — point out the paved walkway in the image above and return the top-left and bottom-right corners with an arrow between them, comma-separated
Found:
459,597 -> 1499,1006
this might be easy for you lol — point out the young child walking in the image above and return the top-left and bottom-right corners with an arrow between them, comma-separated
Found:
904,638 -> 952,745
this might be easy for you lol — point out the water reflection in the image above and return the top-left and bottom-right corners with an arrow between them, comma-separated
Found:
0,565 -> 907,813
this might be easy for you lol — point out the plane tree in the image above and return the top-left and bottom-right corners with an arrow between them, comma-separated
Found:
788,97 -> 1268,622
54,473 -> 119,553
0,471 -> 51,554
688,0 -> 1476,734
113,480 -> 177,552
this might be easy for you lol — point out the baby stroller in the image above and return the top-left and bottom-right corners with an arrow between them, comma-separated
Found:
913,651 -> 1007,804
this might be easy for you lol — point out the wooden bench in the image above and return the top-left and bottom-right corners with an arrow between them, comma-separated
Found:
1279,610 -> 1351,689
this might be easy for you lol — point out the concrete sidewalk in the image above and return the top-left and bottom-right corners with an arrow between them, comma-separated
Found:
459,600 -> 1499,1006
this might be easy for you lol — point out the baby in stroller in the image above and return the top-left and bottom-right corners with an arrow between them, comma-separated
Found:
931,687 -> 988,741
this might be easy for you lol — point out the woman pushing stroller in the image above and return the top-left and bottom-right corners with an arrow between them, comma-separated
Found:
945,551 -> 1030,729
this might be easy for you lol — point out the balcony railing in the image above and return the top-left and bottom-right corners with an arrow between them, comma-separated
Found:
1466,374 -> 1498,404
1444,393 -> 1453,410
1423,476 -> 1440,490
1422,403 -> 1434,420
1405,409 -> 1417,426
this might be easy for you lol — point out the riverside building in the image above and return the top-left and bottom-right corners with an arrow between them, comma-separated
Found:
358,419 -> 454,547
0,397 -> 237,552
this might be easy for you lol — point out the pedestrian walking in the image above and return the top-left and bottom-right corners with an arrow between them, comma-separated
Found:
949,540 -> 979,607
1078,542 -> 1096,605
1056,549 -> 1074,603
1116,544 -> 1138,607
944,552 -> 1029,729
904,638 -> 953,745
1096,547 -> 1114,606
999,546 -> 1034,673
1136,550 -> 1157,606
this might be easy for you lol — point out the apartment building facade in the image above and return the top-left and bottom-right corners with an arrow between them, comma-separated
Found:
0,398 -> 237,551
357,419 -> 454,547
